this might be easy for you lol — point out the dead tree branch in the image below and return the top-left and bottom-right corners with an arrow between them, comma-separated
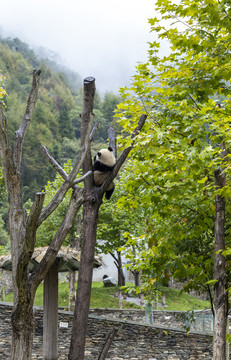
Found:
16,192 -> 45,289
98,328 -> 119,360
0,109 -> 16,194
30,187 -> 84,290
90,121 -> 99,141
41,145 -> 68,180
39,113 -> 95,226
14,70 -> 41,169
0,109 -> 11,166
26,192 -> 45,253
101,114 -> 147,195
72,171 -> 92,185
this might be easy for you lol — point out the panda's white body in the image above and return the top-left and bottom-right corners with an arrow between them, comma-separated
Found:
93,147 -> 116,199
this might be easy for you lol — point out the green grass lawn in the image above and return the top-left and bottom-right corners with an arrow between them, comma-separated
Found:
161,286 -> 210,311
4,281 -> 210,311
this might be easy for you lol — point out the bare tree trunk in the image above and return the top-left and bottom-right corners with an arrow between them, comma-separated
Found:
68,75 -> 147,358
213,167 -> 227,360
130,246 -> 140,287
69,272 -> 76,312
69,215 -> 82,311
133,271 -> 140,287
11,300 -> 34,360
68,77 -> 97,360
117,251 -> 125,286
69,198 -> 100,359
109,251 -> 125,286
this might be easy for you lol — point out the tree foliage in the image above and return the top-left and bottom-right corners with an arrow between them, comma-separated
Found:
97,180 -> 145,285
116,0 -> 231,299
0,72 -> 6,106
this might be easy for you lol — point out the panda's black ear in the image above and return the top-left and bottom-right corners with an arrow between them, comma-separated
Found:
108,147 -> 113,152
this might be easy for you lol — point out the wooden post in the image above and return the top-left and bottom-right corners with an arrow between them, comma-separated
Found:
43,260 -> 59,360
119,289 -> 123,309
140,294 -> 144,307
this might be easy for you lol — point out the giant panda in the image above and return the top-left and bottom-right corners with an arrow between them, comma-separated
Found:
93,146 -> 116,199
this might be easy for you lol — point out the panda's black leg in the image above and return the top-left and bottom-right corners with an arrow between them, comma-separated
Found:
105,186 -> 115,200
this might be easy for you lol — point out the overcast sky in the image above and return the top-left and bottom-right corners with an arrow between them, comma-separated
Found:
0,0 -> 157,93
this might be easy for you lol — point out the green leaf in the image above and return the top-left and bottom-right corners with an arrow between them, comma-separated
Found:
205,279 -> 218,286
197,176 -> 208,184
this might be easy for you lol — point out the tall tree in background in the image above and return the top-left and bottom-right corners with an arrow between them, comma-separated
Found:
97,181 -> 145,286
116,1 -> 231,358
59,102 -> 74,139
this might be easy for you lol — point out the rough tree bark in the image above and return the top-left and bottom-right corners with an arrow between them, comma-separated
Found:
133,270 -> 140,287
0,71 -> 94,360
131,245 -> 140,287
69,215 -> 82,312
68,76 -> 147,359
213,166 -> 227,360
109,250 -> 125,286
117,251 -> 125,286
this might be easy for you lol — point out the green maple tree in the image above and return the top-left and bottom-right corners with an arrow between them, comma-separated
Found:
115,0 -> 231,357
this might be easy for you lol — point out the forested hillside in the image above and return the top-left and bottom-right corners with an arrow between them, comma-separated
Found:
0,37 -> 121,201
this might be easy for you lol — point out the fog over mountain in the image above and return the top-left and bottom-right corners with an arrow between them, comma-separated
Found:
1,0 -> 157,93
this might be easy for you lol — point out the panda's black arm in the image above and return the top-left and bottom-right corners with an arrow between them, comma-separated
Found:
93,159 -> 114,172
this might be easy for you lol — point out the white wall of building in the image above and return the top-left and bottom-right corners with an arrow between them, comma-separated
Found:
93,253 -> 127,282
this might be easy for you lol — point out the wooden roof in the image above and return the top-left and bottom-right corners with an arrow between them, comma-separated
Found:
0,246 -> 101,272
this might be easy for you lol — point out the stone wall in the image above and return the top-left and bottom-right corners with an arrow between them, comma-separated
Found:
0,302 -> 216,359
90,308 -> 214,335
0,270 -> 13,296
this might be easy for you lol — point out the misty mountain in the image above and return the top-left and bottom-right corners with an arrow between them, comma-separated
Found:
0,36 -> 121,201
0,37 -> 83,93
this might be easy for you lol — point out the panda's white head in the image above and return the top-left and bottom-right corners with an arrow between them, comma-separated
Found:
96,147 -> 116,166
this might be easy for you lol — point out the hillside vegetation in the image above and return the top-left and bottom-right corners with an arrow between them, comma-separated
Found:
0,37 -> 121,201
